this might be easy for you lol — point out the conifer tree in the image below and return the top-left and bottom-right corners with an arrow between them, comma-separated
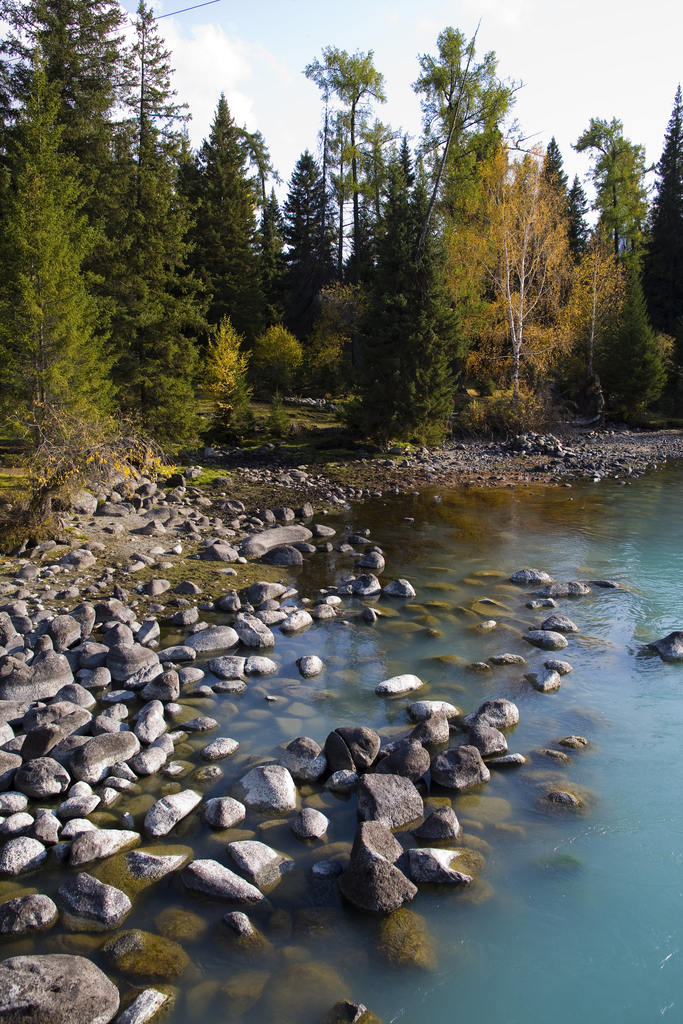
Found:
283,151 -> 334,338
598,265 -> 667,416
260,189 -> 286,327
0,55 -> 111,420
642,86 -> 683,336
567,174 -> 589,259
187,94 -> 264,341
111,0 -> 205,444
361,160 -> 458,442
542,137 -> 568,192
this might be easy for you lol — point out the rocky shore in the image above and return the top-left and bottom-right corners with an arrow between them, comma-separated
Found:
0,428 -> 681,1024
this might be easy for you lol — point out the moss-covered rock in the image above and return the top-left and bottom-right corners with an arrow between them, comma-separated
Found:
221,970 -> 271,1019
449,847 -> 486,876
94,845 -> 193,898
260,961 -> 349,1024
155,907 -> 209,944
376,908 -> 436,971
294,907 -> 342,939
453,795 -> 512,822
319,1001 -> 386,1024
103,929 -> 190,979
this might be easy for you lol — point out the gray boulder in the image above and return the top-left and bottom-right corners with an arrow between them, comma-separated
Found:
411,806 -> 461,841
71,732 -> 140,784
207,655 -> 245,679
409,712 -> 450,746
0,651 -> 73,701
526,668 -> 562,692
203,797 -> 246,829
261,545 -> 303,566
57,872 -> 132,931
524,629 -> 569,651
531,581 -> 591,597
140,670 -> 179,702
338,821 -> 417,913
181,858 -> 265,902
200,737 -> 238,762
135,701 -> 166,745
107,644 -> 162,686
227,839 -> 293,889
144,789 -> 202,838
375,674 -> 423,696
509,569 -> 553,585
239,526 -> 312,558
407,847 -> 473,886
234,765 -> 296,813
185,626 -> 239,653
350,574 -> 382,597
292,807 -> 329,839
0,751 -> 24,791
463,698 -> 519,730
233,614 -> 275,648
465,722 -> 508,757
116,990 -> 169,1024
0,836 -> 47,874
334,727 -> 381,769
430,745 -> 490,791
375,741 -> 430,782
244,655 -> 278,676
280,736 -> 327,781
541,614 -> 578,633
0,954 -> 120,1024
0,894 -> 58,936
47,615 -> 82,651
383,579 -> 416,598
15,757 -> 70,798
545,659 -> 573,675
280,609 -> 313,633
297,655 -> 324,678
70,829 -> 140,867
356,773 -> 423,828
647,631 -> 683,662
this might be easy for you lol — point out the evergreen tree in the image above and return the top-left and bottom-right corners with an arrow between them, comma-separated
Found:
567,174 -> 589,259
642,86 -> 683,336
187,94 -> 264,341
282,151 -> 334,339
260,189 -> 286,327
111,0 -> 205,444
0,56 -> 111,420
542,136 -> 568,192
399,134 -> 415,188
598,264 -> 667,416
361,164 -> 458,442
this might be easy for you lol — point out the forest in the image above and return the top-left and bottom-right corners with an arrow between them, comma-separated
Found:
1,0 -> 683,454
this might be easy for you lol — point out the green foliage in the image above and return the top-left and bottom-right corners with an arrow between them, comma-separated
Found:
598,264 -> 667,417
642,86 -> 683,336
251,324 -> 303,395
260,188 -> 286,326
455,389 -> 555,438
203,317 -> 252,425
0,56 -> 112,421
567,174 -> 590,259
361,164 -> 459,443
267,391 -> 290,437
542,137 -> 568,192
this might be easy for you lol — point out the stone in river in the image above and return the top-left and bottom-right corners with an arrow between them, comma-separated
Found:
351,574 -> 382,597
71,732 -> 141,785
280,736 -> 327,781
409,712 -> 450,746
15,757 -> 70,798
326,770 -> 358,793
407,847 -> 473,885
233,765 -> 296,813
280,609 -> 313,632
545,659 -> 573,675
0,894 -> 58,936
338,821 -> 416,913
246,581 -> 287,603
375,674 -> 424,696
324,732 -> 355,773
181,858 -> 265,903
407,699 -> 459,721
0,954 -> 120,1024
140,670 -> 179,702
558,735 -> 589,748
261,544 -> 303,566
107,644 -> 162,686
135,700 -> 166,744
70,829 -> 140,867
646,631 -> 683,662
311,524 -> 336,538
358,551 -> 385,572
103,929 -> 189,979
412,806 -> 461,841
524,629 -> 568,651
208,655 -> 246,679
334,726 -> 381,769
244,656 -> 278,676
526,668 -> 562,692
57,872 -> 132,931
375,741 -> 430,782
488,752 -> 526,766
203,796 -> 246,829
531,581 -> 591,597
158,646 -> 196,663
227,840 -> 293,889
116,989 -> 169,1024
297,655 -> 324,678
0,812 -> 34,837
356,773 -> 423,828
383,578 -> 416,598
182,716 -> 218,732
144,789 -> 202,838
129,746 -> 167,776
239,525 -> 312,558
310,604 -> 337,621
260,962 -> 350,1024
292,807 -> 329,839
509,569 -> 553,585
200,737 -> 238,761
233,613 -> 275,648
488,653 -> 527,666
430,745 -> 490,791
0,836 -> 47,874
185,626 -> 239,653
463,699 -> 519,730
541,614 -> 578,633
464,722 -> 508,757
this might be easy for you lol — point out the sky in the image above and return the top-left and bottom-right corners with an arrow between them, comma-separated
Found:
119,0 -> 683,205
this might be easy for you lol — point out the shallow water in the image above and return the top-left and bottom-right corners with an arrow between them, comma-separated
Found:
4,465 -> 683,1023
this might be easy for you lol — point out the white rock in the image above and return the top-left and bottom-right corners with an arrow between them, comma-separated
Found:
375,674 -> 424,696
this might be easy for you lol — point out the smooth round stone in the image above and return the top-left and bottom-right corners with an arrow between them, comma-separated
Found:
407,699 -> 459,721
280,610 -> 313,633
0,792 -> 28,814
326,770 -> 358,793
0,836 -> 47,874
203,797 -> 246,830
292,807 -> 329,840
545,659 -> 573,675
200,737 -> 239,762
182,716 -> 218,732
244,656 -> 278,676
375,674 -> 424,696
523,630 -> 569,651
0,954 -> 120,1024
297,655 -> 324,678
158,645 -> 197,663
311,859 -> 343,878
213,680 -> 246,694
185,626 -> 239,653
178,667 -> 205,684
0,812 -> 34,836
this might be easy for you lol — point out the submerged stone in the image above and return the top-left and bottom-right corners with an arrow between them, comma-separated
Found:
376,908 -> 437,971
103,929 -> 190,979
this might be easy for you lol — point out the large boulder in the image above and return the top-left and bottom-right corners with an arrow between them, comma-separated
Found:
185,626 -> 239,653
0,652 -> 73,701
233,765 -> 296,813
430,745 -> 490,791
233,614 -> 275,648
107,644 -> 162,686
280,737 -> 327,781
181,858 -> 265,903
375,741 -> 430,782
70,732 -> 141,785
523,630 -> 569,651
531,581 -> 591,598
57,872 -> 132,931
144,789 -> 202,838
239,526 -> 312,558
338,821 -> 417,913
0,954 -> 120,1024
0,836 -> 47,875
462,699 -> 519,730
15,757 -> 70,799
334,727 -> 381,769
464,722 -> 508,757
356,773 -> 423,828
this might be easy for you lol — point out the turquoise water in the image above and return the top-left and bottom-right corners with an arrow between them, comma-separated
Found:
4,464 -> 683,1023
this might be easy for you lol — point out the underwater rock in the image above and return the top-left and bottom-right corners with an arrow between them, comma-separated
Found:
57,872 -> 131,932
523,630 -> 569,651
103,929 -> 189,980
116,989 -> 170,1024
376,908 -> 437,971
260,962 -> 349,1024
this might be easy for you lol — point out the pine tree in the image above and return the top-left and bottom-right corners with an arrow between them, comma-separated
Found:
111,0 -> 205,444
0,55 -> 111,420
642,86 -> 683,336
542,137 -> 568,192
567,174 -> 589,259
283,151 -> 334,339
260,189 -> 286,327
187,94 -> 264,341
361,163 -> 458,442
599,264 -> 667,416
